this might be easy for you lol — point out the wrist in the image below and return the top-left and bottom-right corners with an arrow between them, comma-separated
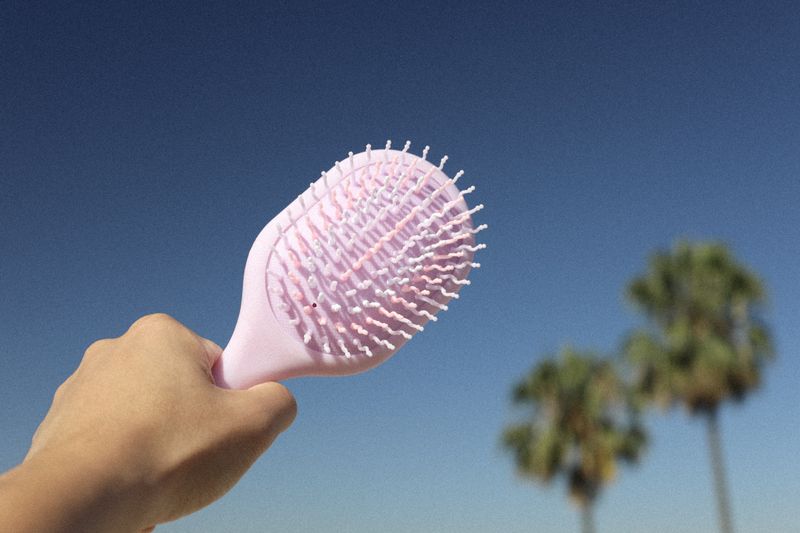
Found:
0,444 -> 153,533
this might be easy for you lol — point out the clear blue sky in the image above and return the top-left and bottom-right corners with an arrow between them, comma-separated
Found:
2,1 -> 799,532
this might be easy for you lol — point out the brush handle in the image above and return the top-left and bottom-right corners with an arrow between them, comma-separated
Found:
212,314 -> 371,388
210,221 -> 303,389
211,220 -> 372,388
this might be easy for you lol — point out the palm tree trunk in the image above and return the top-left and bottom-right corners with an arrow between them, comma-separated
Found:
706,409 -> 734,533
580,502 -> 595,533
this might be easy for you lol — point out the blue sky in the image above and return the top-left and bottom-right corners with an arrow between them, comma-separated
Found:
1,1 -> 799,531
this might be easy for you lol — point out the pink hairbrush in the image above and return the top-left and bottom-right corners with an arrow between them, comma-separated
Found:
212,141 -> 486,389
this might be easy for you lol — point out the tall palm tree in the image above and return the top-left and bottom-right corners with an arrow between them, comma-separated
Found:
502,348 -> 645,533
624,241 -> 773,533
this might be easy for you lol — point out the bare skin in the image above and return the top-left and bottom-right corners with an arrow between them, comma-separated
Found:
0,313 -> 297,532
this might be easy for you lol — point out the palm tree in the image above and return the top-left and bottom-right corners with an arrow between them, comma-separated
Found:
624,241 -> 773,533
502,348 -> 646,533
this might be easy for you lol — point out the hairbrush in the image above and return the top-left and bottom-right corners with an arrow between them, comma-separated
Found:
212,141 -> 486,389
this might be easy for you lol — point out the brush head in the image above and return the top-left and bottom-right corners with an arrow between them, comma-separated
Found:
212,141 -> 486,388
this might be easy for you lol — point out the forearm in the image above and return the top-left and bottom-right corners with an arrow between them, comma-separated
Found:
0,448 -> 148,533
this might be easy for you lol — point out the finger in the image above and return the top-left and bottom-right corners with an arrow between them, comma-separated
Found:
197,337 -> 223,368
227,382 -> 298,439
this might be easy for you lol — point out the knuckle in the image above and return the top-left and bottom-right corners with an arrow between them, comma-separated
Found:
30,425 -> 42,447
128,313 -> 186,338
265,383 -> 298,426
276,384 -> 298,417
53,381 -> 68,400
84,338 -> 112,360
131,313 -> 176,330
127,313 -> 196,346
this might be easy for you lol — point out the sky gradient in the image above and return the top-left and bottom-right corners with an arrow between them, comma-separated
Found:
2,2 -> 799,532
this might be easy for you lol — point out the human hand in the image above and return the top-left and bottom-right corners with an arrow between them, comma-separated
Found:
0,313 -> 297,532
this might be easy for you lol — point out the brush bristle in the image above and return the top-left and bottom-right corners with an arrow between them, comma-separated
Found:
266,141 -> 485,358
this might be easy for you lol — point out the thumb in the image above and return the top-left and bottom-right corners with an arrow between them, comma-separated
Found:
228,382 -> 298,439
